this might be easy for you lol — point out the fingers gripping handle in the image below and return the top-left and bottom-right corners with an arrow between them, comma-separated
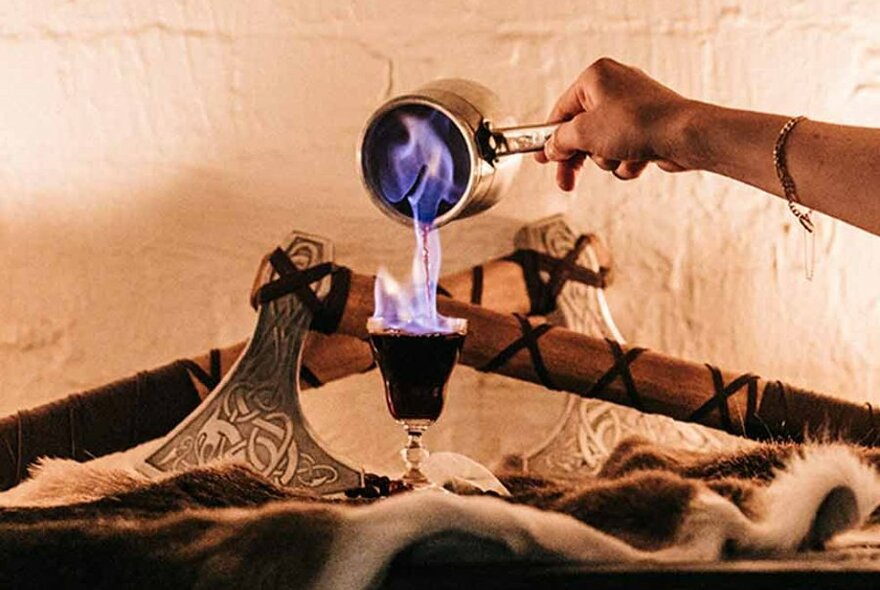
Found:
484,122 -> 561,160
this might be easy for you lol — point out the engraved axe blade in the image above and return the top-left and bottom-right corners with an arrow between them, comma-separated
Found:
517,216 -> 734,476
515,215 -> 623,475
141,230 -> 363,494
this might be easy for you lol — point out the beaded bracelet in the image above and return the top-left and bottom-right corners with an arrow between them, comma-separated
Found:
773,115 -> 813,233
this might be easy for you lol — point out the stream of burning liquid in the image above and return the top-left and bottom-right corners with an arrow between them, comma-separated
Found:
372,110 -> 466,334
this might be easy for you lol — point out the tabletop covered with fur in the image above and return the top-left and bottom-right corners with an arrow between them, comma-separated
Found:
2,437 -> 880,589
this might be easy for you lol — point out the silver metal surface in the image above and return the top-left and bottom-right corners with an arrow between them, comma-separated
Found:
142,231 -> 363,495
358,79 -> 558,228
488,123 -> 560,158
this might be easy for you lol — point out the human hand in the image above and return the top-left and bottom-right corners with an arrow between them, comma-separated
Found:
536,58 -> 695,191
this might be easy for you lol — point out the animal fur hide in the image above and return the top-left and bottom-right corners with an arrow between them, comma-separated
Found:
2,437 -> 880,589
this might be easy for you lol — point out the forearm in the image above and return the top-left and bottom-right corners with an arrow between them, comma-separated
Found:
675,102 -> 880,236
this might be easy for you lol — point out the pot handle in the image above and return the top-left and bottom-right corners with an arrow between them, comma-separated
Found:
484,122 -> 561,159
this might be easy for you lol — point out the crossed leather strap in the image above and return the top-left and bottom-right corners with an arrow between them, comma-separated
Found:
505,234 -> 610,315
477,326 -> 650,410
248,247 -> 354,388
688,366 -> 759,435
250,248 -> 351,335
438,234 -> 610,314
478,314 -> 561,391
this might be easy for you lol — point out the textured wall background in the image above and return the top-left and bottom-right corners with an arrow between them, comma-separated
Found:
1,1 -> 879,471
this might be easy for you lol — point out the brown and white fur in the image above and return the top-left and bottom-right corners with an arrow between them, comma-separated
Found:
1,437 -> 879,589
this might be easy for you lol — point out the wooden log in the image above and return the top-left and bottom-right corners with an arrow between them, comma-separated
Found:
335,272 -> 878,445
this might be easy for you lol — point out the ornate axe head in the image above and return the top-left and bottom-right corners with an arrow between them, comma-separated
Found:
140,230 -> 363,495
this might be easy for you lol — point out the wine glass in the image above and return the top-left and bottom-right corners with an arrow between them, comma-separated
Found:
367,317 -> 467,489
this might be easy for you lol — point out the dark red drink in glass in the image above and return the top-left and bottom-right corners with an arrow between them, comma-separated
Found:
368,331 -> 465,424
367,317 -> 467,488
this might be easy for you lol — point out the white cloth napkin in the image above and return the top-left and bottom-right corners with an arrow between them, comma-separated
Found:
422,451 -> 510,496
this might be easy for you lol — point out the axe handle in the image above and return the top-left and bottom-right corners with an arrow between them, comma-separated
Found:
333,272 -> 877,446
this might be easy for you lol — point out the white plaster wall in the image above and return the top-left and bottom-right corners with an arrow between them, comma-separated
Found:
1,1 -> 879,471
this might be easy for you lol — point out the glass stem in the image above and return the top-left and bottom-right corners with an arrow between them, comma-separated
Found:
401,424 -> 430,487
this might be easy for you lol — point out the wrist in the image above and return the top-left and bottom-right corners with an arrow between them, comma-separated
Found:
659,99 -> 717,171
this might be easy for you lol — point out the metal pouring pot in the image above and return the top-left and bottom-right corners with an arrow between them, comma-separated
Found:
357,79 -> 559,228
